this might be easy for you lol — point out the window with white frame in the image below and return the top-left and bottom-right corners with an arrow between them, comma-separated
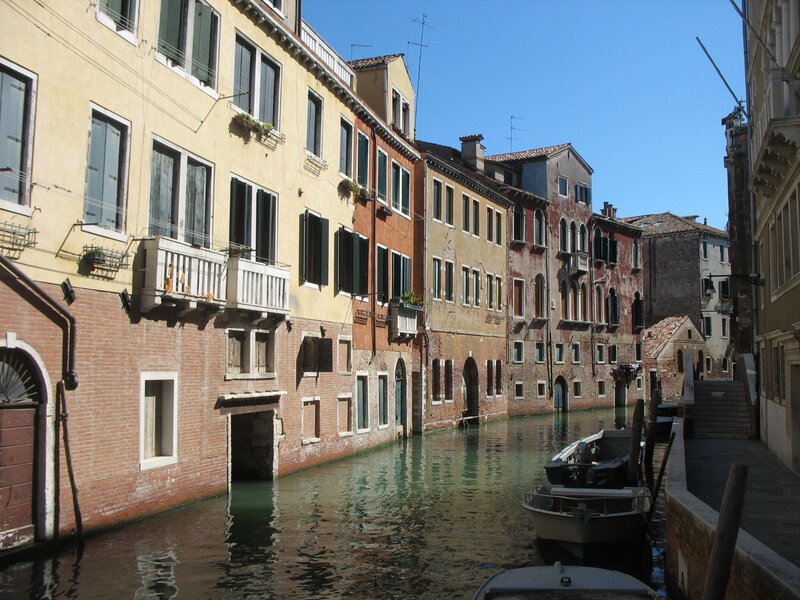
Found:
472,199 -> 480,236
636,376 -> 643,390
337,226 -> 368,296
302,397 -> 320,443
705,357 -> 713,373
514,382 -> 524,399
356,131 -> 369,188
432,360 -> 441,402
301,209 -> 329,286
140,373 -> 178,469
84,108 -> 129,232
702,240 -> 708,259
444,359 -> 453,400
149,140 -> 212,247
445,185 -> 454,225
513,341 -> 524,363
0,60 -> 36,209
495,210 -> 502,245
378,374 -> 389,425
722,357 -> 729,372
487,274 -> 494,309
432,257 -> 442,299
537,381 -> 546,397
703,316 -> 712,338
391,251 -> 412,299
596,344 -> 605,363
513,203 -> 525,242
496,276 -> 502,311
445,261 -> 454,301
338,337 -> 352,373
339,118 -> 353,176
487,207 -> 494,242
575,182 -> 591,204
157,0 -> 219,88
97,0 -> 138,35
609,344 -> 617,364
230,175 -> 277,263
598,380 -> 606,397
721,317 -> 728,338
391,88 -> 411,135
558,176 -> 568,197
572,343 -> 580,364
233,35 -> 280,127
226,328 -> 275,377
377,148 -> 388,202
432,179 -> 442,221
462,194 -> 470,232
555,343 -> 564,363
356,374 -> 369,431
487,361 -> 494,395
462,266 -> 471,304
391,162 -> 410,216
534,209 -> 545,246
306,91 -> 323,156
573,381 -> 582,397
473,269 -> 480,306
338,394 -> 352,434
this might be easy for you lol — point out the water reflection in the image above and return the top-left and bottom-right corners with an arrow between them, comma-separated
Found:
0,408 -> 665,599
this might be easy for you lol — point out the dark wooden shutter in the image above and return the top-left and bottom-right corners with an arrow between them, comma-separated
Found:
339,121 -> 349,174
347,230 -> 357,294
401,169 -> 410,214
192,2 -> 216,85
306,95 -> 316,153
317,338 -> 333,372
256,190 -> 276,263
337,227 -> 352,293
358,235 -> 369,296
609,236 -> 618,263
377,152 -> 387,201
377,246 -> 388,303
184,159 -> 207,246
234,37 -> 252,113
86,115 -> 122,229
158,0 -> 186,65
316,216 -> 329,286
357,134 -> 369,187
229,178 -> 251,254
149,145 -> 176,237
259,56 -> 278,125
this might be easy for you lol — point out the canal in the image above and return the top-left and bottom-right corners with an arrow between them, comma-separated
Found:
0,407 -> 667,599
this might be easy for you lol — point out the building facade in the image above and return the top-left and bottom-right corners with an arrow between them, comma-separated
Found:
643,315 -> 708,403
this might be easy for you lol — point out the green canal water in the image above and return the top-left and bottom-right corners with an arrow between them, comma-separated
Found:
0,407 -> 667,599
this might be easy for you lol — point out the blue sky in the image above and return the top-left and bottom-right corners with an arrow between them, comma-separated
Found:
303,1 -> 746,231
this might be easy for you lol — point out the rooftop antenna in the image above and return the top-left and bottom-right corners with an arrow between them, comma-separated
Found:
350,44 -> 373,61
410,14 -> 437,135
696,37 -> 744,112
506,115 -> 526,153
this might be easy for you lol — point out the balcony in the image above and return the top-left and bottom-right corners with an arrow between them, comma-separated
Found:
389,301 -> 420,339
140,237 -> 226,313
569,252 -> 590,276
300,21 -> 355,87
227,256 -> 290,317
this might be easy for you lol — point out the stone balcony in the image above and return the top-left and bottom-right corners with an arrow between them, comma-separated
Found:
226,256 -> 290,317
389,301 -> 420,339
569,252 -> 590,276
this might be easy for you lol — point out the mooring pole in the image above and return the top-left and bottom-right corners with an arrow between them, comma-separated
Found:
645,390 -> 659,490
701,463 -> 748,600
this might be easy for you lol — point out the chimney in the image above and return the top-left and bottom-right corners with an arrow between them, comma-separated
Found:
460,134 -> 485,172
602,202 -> 617,219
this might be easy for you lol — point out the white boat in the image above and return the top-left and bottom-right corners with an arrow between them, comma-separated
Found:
472,562 -> 658,599
523,484 -> 652,559
544,428 -> 638,488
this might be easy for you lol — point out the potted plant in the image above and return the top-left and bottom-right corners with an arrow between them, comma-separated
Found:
398,290 -> 422,308
233,112 -> 274,137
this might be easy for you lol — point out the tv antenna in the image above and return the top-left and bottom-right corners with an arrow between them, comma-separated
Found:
350,44 -> 373,61
506,115 -> 526,153
410,14 -> 437,134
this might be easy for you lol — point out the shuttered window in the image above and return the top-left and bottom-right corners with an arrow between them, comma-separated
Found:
0,65 -> 31,206
233,36 -> 281,127
302,210 -> 328,285
377,149 -> 388,202
229,176 -> 277,263
98,0 -> 136,32
337,227 -> 368,296
391,251 -> 412,300
376,246 -> 388,303
184,158 -> 209,246
357,132 -> 369,187
149,144 -> 178,238
85,112 -> 126,230
158,0 -> 218,88
233,37 -> 253,114
306,92 -> 322,155
339,119 -> 353,176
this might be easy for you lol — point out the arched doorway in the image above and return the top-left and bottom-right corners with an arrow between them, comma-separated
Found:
0,346 -> 47,549
462,357 -> 479,418
554,376 -> 568,412
395,358 -> 407,433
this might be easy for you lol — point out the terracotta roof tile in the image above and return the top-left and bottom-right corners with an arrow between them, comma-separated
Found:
621,212 -> 728,238
486,144 -> 571,163
643,315 -> 691,360
348,54 -> 404,70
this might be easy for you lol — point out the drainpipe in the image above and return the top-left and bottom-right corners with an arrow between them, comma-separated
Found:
370,127 -> 378,359
544,207 -> 554,401
419,158 -> 430,431
590,219 -> 596,379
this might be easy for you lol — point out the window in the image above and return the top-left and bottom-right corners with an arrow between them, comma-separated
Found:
254,331 -> 275,374
356,132 -> 369,187
157,0 -> 218,87
462,194 -> 470,232
302,334 -> 333,374
595,285 -> 604,323
703,316 -> 712,337
445,261 -> 454,301
338,395 -> 352,434
570,222 -> 577,254
536,341 -> 545,363
515,382 -> 524,399
487,361 -> 494,395
337,227 -> 368,296
573,381 -> 582,397
537,381 -> 546,397
229,176 -> 277,263
227,329 -> 275,376
445,185 -> 454,225
513,341 -> 524,363
376,245 -> 388,303
432,258 -> 442,299
378,374 -> 388,425
513,279 -> 524,318
487,207 -> 494,242
391,88 -> 411,135
445,360 -> 453,400
571,343 -> 580,364
140,373 -> 177,469
558,176 -> 568,197
636,377 -> 643,390
473,269 -> 480,306
705,357 -> 713,373
462,266 -> 471,304
266,0 -> 282,11
513,203 -> 525,242
607,288 -> 619,325
702,240 -> 708,259
559,219 -> 568,252
377,149 -> 388,202
555,343 -> 564,363
85,109 -> 128,231
598,381 -> 606,397
302,398 -> 320,443
433,180 -> 442,221
722,357 -> 729,372
575,183 -> 591,204
719,278 -> 731,299
608,233 -> 618,263
495,361 -> 502,394
534,210 -> 545,246
149,141 -> 212,247
227,330 -> 246,374
97,0 -> 137,34
636,342 -> 642,362
721,317 -> 728,338
633,292 -> 644,330
391,162 -> 410,216
338,338 -> 352,373
596,344 -> 605,363
432,360 -> 441,401
579,225 -> 587,253
301,210 -> 329,286
609,344 -> 617,364
702,277 -> 715,296
233,35 -> 280,127
391,251 -> 412,299
633,239 -> 641,269
356,375 -> 369,431
0,61 -> 35,209
306,91 -> 322,156
339,118 -> 353,176
473,199 -> 480,236
496,276 -> 502,311
487,274 -> 494,309
495,211 -> 502,245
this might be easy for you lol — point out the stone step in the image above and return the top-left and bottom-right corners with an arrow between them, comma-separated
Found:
695,422 -> 752,431
694,431 -> 753,439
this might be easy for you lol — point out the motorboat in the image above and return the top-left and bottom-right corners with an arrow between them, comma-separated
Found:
523,484 -> 652,559
544,428 -> 638,488
472,561 -> 657,599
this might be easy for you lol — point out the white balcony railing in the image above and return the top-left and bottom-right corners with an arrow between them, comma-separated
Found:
140,236 -> 226,312
300,21 -> 355,87
389,301 -> 420,339
227,256 -> 290,315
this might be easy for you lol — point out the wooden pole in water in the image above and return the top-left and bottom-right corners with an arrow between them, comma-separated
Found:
648,432 -> 675,521
645,390 -> 660,490
627,398 -> 644,485
701,463 -> 748,600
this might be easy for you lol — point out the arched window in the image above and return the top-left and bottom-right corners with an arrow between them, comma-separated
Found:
608,232 -> 618,263
595,285 -> 604,323
580,284 -> 588,322
513,202 -> 525,242
535,273 -> 545,317
559,218 -> 568,252
607,287 -> 619,325
569,221 -> 577,253
633,291 -> 644,330
633,238 -> 641,269
571,282 -> 579,320
534,210 -> 545,246
560,280 -> 568,318
580,224 -> 587,253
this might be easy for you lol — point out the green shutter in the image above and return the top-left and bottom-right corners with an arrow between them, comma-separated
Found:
256,190 -> 276,263
0,69 -> 27,204
357,134 -> 369,187
149,146 -> 176,237
234,38 -> 252,113
192,2 -> 216,86
318,216 -> 329,286
259,56 -> 277,125
358,236 -> 369,296
229,178 -> 251,253
377,246 -> 387,303
101,121 -> 122,229
184,160 -> 207,246
306,95 -> 317,154
85,117 -> 107,224
401,169 -> 410,215
158,0 -> 186,65
377,152 -> 387,201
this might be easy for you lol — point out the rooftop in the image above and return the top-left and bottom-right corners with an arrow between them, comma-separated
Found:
643,315 -> 692,359
348,53 -> 405,70
622,212 -> 728,238
486,143 -> 572,163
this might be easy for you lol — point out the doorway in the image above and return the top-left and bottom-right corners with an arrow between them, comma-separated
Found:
395,358 -> 407,433
462,357 -> 479,418
554,376 -> 568,412
231,410 -> 275,480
